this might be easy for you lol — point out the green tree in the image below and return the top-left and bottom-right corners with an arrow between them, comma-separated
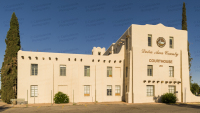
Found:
191,83 -> 199,95
182,2 -> 193,89
1,12 -> 21,104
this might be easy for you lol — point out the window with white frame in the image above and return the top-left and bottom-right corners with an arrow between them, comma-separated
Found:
31,85 -> 38,97
148,34 -> 152,47
169,66 -> 174,77
84,66 -> 90,77
147,65 -> 153,76
107,67 -> 112,77
169,86 -> 175,94
115,85 -> 120,96
169,37 -> 174,48
147,85 -> 154,96
60,65 -> 66,76
107,85 -> 112,96
84,85 -> 90,96
31,64 -> 38,75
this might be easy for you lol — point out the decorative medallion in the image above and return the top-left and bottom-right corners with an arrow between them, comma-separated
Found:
156,37 -> 166,48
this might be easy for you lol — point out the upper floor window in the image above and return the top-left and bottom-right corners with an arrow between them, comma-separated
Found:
126,67 -> 128,77
126,38 -> 128,50
98,52 -> 101,55
169,37 -> 174,48
107,67 -> 112,77
147,65 -> 153,76
84,66 -> 90,77
60,65 -> 66,76
31,64 -> 38,75
148,34 -> 152,47
169,66 -> 174,77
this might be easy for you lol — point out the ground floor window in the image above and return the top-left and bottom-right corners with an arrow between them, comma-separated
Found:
107,85 -> 112,96
168,86 -> 175,94
146,85 -> 154,96
31,85 -> 38,97
84,85 -> 90,96
115,85 -> 120,96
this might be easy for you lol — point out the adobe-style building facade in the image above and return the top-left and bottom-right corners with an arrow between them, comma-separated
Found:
17,23 -> 200,104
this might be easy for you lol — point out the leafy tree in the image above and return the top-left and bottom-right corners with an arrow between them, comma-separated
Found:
190,83 -> 199,95
54,92 -> 69,104
1,12 -> 21,104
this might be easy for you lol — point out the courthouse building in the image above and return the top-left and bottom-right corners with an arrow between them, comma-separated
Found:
17,23 -> 200,103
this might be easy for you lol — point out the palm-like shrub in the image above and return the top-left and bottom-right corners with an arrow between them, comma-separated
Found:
54,92 -> 69,104
161,93 -> 177,103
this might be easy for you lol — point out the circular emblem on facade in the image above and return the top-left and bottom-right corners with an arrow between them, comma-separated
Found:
156,37 -> 166,48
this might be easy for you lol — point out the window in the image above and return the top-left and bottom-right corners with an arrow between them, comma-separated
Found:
84,66 -> 90,77
31,85 -> 38,97
98,52 -> 101,55
84,85 -> 90,96
148,34 -> 152,47
107,85 -> 112,96
147,65 -> 153,76
31,64 -> 38,75
169,66 -> 174,77
107,67 -> 112,77
126,38 -> 128,50
147,85 -> 154,96
115,85 -> 120,96
169,37 -> 173,48
60,65 -> 66,76
169,86 -> 175,94
126,67 -> 128,77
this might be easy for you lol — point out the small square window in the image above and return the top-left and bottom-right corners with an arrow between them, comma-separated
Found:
98,52 -> 101,55
168,86 -> 175,94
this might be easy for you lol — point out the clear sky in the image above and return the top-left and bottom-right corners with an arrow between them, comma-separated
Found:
0,0 -> 200,88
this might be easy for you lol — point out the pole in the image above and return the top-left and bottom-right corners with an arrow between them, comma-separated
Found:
73,90 -> 74,104
27,90 -> 28,104
51,90 -> 52,106
34,88 -> 35,104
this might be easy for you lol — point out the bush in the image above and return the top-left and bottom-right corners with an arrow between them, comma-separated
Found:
161,93 -> 177,103
54,92 -> 69,104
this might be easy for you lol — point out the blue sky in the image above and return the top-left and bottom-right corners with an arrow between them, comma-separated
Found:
0,0 -> 200,87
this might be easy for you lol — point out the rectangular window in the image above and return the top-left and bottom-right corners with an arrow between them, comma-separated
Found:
31,64 -> 38,75
107,67 -> 112,77
148,34 -> 152,47
60,65 -> 66,76
98,52 -> 101,55
107,85 -> 112,96
115,85 -> 120,96
169,37 -> 173,48
84,85 -> 90,96
84,66 -> 90,77
169,66 -> 174,77
147,65 -> 153,76
147,85 -> 154,96
126,38 -> 128,50
169,86 -> 175,94
126,67 -> 128,77
31,85 -> 38,97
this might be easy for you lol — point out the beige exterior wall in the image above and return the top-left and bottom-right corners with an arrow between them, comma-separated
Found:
18,23 -> 200,104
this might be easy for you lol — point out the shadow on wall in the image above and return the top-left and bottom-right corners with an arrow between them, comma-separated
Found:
153,95 -> 163,103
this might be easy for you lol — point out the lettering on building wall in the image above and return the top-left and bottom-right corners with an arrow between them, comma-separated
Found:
141,49 -> 178,57
149,59 -> 172,63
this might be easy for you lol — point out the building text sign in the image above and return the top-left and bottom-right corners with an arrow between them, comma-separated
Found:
149,59 -> 172,63
141,49 -> 178,57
